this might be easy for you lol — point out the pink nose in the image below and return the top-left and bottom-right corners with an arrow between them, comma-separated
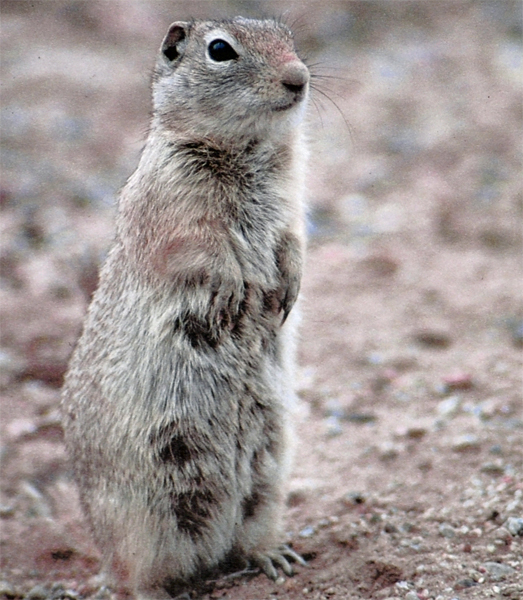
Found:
281,61 -> 309,93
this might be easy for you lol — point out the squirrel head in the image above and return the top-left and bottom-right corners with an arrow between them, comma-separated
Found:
152,18 -> 309,145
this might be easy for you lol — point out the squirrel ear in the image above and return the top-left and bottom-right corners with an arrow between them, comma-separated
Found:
161,22 -> 187,62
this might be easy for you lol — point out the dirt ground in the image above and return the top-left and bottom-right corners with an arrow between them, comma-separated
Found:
1,1 -> 522,599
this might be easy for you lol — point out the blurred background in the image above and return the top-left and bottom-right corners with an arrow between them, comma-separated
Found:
1,0 -> 521,385
1,2 -> 522,598
2,0 -> 521,255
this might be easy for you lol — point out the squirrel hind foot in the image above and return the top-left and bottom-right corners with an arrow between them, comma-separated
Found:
251,544 -> 307,580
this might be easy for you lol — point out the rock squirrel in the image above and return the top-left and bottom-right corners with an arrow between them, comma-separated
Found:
61,16 -> 309,599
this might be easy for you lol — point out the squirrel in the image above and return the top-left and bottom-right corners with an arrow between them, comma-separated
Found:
61,16 -> 309,599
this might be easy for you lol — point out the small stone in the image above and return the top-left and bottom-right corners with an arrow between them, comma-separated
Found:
287,489 -> 307,507
405,592 -> 419,600
489,444 -> 503,455
483,561 -> 516,580
454,578 -> 477,589
323,398 -> 345,419
0,504 -> 15,518
413,328 -> 451,348
395,580 -> 411,590
50,584 -> 66,599
344,491 -> 366,505
26,585 -> 50,599
438,523 -> 456,538
405,427 -> 427,440
451,434 -> 481,452
345,412 -> 377,424
379,442 -> 400,460
492,526 -> 512,542
298,525 -> 315,538
480,462 -> 505,476
6,418 -> 37,439
360,254 -> 398,277
506,517 -> 523,536
437,395 -> 461,417
324,415 -> 343,437
508,318 -> 523,347
49,583 -> 79,599
442,372 -> 473,391
506,496 -> 521,512
92,587 -> 112,600
20,481 -> 52,518
0,581 -> 16,598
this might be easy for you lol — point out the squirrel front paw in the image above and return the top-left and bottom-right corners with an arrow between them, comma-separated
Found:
208,271 -> 245,331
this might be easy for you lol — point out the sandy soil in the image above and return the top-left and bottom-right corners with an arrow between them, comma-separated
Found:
1,2 -> 522,599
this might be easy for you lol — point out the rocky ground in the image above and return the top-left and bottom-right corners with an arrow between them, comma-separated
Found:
1,1 -> 522,599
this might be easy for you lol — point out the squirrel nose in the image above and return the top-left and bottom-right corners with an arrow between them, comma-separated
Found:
281,61 -> 309,94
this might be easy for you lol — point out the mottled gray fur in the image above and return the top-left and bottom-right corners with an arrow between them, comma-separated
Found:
61,17 -> 309,599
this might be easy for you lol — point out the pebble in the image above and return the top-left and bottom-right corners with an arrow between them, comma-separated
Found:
298,525 -> 316,538
442,372 -> 473,391
480,462 -> 505,476
323,398 -> 345,419
451,434 -> 481,452
92,587 -> 112,600
506,517 -> 523,536
405,592 -> 418,600
345,412 -> 377,424
482,561 -> 515,580
395,581 -> 411,590
0,504 -> 15,517
492,526 -> 512,543
26,585 -> 49,599
413,328 -> 451,348
20,481 -> 52,518
508,318 -> 523,347
436,395 -> 461,418
344,491 -> 366,505
6,417 -> 37,439
0,581 -> 16,597
454,578 -> 477,589
402,427 -> 428,440
438,523 -> 456,538
378,442 -> 400,460
48,583 -> 79,599
324,415 -> 343,437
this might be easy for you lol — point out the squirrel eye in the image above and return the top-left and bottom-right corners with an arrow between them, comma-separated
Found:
208,39 -> 239,62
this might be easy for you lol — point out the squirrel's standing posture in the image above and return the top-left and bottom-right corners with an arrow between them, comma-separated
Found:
61,17 -> 309,599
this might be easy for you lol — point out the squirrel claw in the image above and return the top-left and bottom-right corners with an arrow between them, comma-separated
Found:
251,545 -> 306,580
